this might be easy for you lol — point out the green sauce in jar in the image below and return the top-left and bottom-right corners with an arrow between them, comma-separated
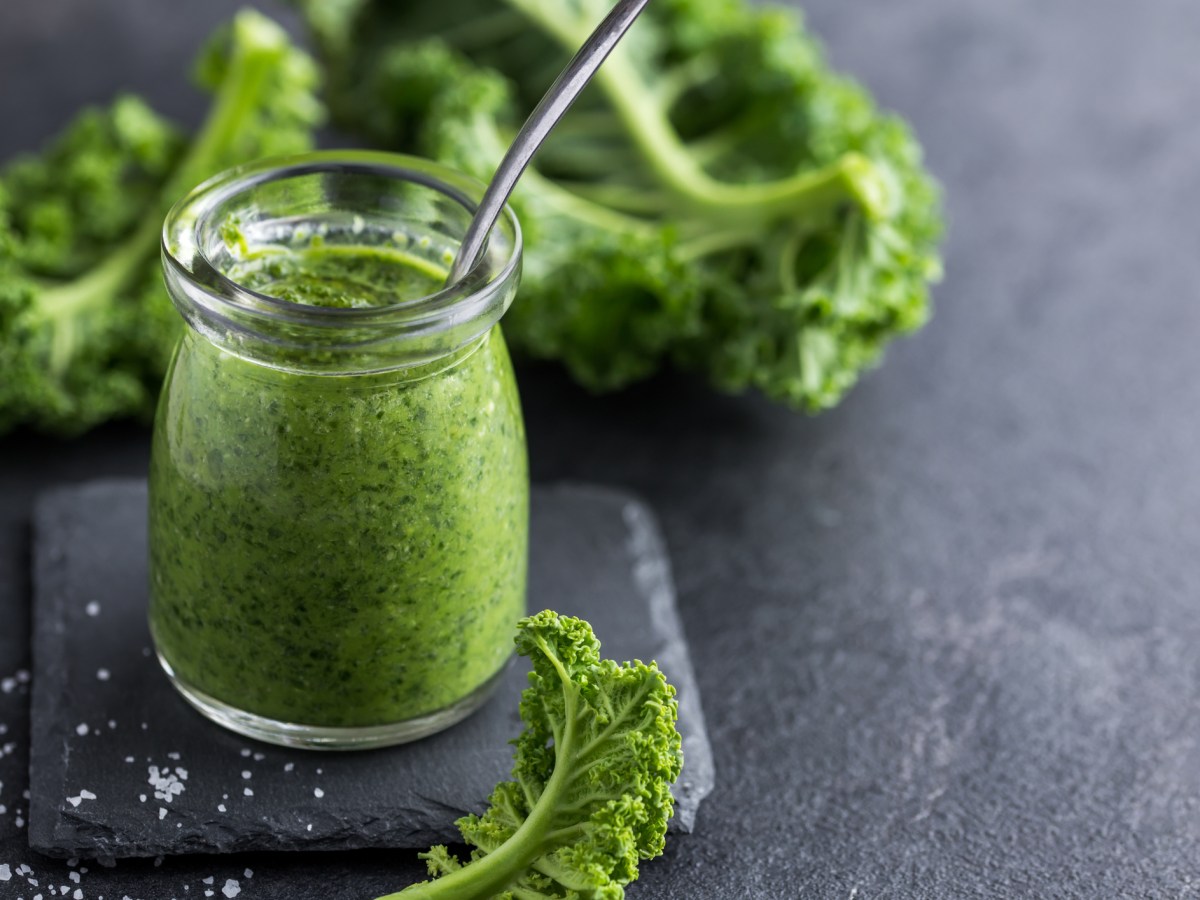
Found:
150,153 -> 528,747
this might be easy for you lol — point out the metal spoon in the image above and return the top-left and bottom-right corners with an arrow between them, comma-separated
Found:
445,0 -> 652,286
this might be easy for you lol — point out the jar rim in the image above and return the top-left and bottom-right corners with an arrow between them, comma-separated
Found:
161,150 -> 522,332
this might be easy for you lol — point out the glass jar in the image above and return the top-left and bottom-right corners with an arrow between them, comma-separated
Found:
150,151 -> 527,750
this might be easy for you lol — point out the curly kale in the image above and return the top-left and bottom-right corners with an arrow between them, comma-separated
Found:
379,610 -> 683,900
0,10 -> 322,435
297,0 -> 943,411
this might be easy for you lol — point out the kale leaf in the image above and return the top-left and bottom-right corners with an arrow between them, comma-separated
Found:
297,0 -> 944,411
379,610 -> 683,900
0,10 -> 322,434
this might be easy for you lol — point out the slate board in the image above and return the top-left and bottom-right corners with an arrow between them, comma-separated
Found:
28,479 -> 713,860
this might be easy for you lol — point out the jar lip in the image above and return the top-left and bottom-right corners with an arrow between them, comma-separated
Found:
161,150 -> 522,330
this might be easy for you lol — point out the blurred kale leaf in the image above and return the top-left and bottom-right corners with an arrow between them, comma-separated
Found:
0,9 -> 322,435
294,0 -> 944,410
0,0 -> 944,434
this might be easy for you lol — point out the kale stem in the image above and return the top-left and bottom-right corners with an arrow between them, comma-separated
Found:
655,54 -> 719,109
685,127 -> 749,167
557,181 -> 671,214
509,0 -> 890,222
675,225 -> 767,261
528,169 -> 659,236
25,12 -> 291,379
30,218 -> 159,376
778,227 -> 808,294
382,639 -> 583,900
548,110 -> 625,137
164,13 -> 288,199
538,140 -> 641,173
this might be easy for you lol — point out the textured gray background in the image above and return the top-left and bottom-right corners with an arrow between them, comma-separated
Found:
3,0 -> 1200,897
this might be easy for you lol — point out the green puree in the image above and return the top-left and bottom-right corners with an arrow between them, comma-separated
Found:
148,245 -> 528,728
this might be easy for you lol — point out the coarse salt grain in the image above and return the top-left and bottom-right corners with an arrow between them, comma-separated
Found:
66,790 -> 96,808
149,766 -> 185,803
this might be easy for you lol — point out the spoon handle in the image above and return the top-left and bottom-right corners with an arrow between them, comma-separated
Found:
446,0 -> 652,285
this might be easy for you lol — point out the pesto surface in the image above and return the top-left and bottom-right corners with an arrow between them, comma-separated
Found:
148,245 -> 528,727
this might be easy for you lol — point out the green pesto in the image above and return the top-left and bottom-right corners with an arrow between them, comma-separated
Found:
224,241 -> 454,309
148,246 -> 528,728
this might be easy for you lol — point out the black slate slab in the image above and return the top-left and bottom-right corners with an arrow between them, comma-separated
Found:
28,479 -> 712,860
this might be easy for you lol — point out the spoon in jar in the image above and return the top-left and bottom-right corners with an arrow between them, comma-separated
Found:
445,0 -> 652,286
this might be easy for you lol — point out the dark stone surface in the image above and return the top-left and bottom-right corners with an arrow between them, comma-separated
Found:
27,480 -> 712,859
4,0 -> 1200,897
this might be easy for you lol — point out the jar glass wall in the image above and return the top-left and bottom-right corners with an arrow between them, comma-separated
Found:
150,152 -> 527,750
